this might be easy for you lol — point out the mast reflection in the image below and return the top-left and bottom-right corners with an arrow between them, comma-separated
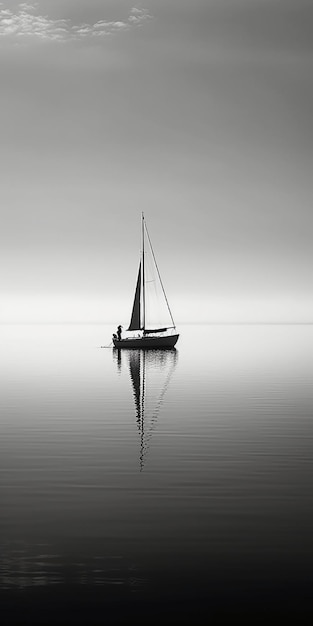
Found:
113,349 -> 178,470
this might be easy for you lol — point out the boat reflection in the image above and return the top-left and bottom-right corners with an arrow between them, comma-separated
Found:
113,348 -> 178,470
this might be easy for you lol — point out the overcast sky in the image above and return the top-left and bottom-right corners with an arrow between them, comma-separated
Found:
1,0 -> 312,323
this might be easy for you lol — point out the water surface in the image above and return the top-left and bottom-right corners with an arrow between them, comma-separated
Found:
1,324 -> 313,623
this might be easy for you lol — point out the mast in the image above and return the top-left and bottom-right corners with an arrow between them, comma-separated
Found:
142,212 -> 145,331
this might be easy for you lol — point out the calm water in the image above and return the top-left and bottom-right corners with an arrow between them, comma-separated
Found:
1,324 -> 313,623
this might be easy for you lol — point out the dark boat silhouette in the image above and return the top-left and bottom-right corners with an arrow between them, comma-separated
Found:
112,213 -> 179,349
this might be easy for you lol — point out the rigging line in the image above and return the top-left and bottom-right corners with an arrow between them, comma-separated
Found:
144,222 -> 176,329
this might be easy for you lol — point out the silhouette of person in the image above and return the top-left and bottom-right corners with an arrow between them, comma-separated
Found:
117,325 -> 122,341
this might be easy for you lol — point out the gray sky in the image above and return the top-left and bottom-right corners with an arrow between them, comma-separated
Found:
1,0 -> 312,323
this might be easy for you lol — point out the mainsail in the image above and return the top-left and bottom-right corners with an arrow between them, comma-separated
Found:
127,262 -> 141,331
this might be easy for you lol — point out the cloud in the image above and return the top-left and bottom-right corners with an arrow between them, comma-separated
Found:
90,8 -> 152,38
128,6 -> 152,26
91,20 -> 129,38
0,3 -> 68,40
0,3 -> 152,43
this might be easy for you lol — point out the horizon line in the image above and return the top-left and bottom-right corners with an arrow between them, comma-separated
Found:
0,321 -> 312,326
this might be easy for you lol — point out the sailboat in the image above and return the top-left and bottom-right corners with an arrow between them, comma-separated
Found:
112,213 -> 179,349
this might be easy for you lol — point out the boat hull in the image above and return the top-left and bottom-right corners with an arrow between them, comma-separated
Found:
113,334 -> 179,349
